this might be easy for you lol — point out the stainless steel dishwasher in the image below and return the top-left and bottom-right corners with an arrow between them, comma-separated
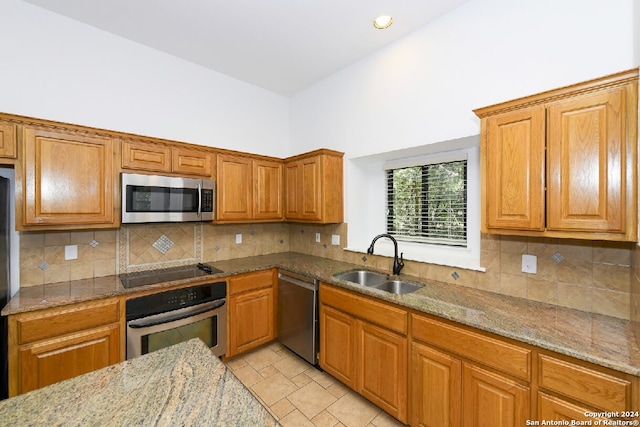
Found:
277,270 -> 319,365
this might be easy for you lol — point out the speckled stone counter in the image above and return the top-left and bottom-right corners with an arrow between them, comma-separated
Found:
0,339 -> 278,426
2,252 -> 639,376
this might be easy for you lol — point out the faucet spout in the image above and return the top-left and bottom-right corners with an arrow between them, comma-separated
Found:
367,233 -> 404,276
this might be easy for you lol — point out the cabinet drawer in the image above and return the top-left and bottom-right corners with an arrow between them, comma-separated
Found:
411,314 -> 530,381
16,299 -> 120,345
538,354 -> 631,410
320,284 -> 407,335
122,140 -> 172,173
229,270 -> 274,295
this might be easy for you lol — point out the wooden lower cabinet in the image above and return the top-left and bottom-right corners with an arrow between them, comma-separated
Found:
8,298 -> 122,396
320,304 -> 356,388
461,363 -> 530,427
319,283 -> 408,423
17,325 -> 120,394
358,321 -> 408,422
227,269 -> 276,357
538,392 -> 608,422
411,342 -> 461,427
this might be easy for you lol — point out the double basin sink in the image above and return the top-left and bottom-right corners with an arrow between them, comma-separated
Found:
332,270 -> 423,295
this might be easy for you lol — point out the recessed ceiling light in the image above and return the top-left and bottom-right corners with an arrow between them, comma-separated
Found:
373,15 -> 393,29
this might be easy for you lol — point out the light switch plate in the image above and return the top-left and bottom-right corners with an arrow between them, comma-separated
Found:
65,245 -> 78,260
235,234 -> 242,244
315,233 -> 321,243
331,235 -> 340,246
521,254 -> 537,274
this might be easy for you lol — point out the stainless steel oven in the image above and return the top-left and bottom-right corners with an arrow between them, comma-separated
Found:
125,281 -> 227,359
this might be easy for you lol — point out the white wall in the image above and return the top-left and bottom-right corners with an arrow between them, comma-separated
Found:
290,0 -> 635,158
289,0 -> 636,268
0,0 -> 291,157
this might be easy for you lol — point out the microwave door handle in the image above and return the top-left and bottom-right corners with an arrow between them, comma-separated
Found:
197,183 -> 202,218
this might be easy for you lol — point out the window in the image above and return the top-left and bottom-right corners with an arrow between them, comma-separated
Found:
385,159 -> 467,247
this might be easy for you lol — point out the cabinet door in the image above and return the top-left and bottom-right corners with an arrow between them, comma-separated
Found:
253,159 -> 283,220
484,107 -> 546,231
22,127 -> 116,227
18,324 -> 120,395
547,87 -> 626,232
299,156 -> 322,221
121,140 -> 172,173
319,304 -> 356,389
228,288 -> 274,357
216,154 -> 252,220
172,148 -> 213,177
0,122 -> 17,159
462,363 -> 530,427
284,161 -> 301,219
411,342 -> 461,427
358,321 -> 408,423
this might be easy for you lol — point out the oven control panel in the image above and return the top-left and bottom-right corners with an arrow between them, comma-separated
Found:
125,281 -> 227,321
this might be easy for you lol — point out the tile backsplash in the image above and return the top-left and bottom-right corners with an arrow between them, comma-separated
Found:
18,222 -> 635,321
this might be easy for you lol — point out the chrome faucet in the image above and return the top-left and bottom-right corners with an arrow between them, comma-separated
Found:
367,233 -> 404,276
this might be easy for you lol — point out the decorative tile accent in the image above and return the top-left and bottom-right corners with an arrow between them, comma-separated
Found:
250,230 -> 255,236
362,256 -> 367,262
89,240 -> 99,248
152,235 -> 175,254
451,271 -> 460,280
38,262 -> 49,270
214,245 -> 220,251
119,224 -> 203,274
552,252 -> 565,264
279,240 -> 284,244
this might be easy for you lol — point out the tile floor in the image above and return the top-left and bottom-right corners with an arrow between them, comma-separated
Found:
224,342 -> 406,427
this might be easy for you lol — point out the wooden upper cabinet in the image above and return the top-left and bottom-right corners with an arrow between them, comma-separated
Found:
122,140 -> 171,173
216,153 -> 283,222
0,121 -> 17,159
547,88 -> 627,233
253,159 -> 283,220
21,126 -> 117,229
172,147 -> 213,177
476,68 -> 638,241
485,106 -> 546,231
284,149 -> 344,224
216,154 -> 253,221
122,140 -> 213,177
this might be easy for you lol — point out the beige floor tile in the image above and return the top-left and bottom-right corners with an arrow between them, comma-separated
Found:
327,381 -> 350,398
327,393 -> 380,427
271,398 -> 296,420
274,353 -> 314,378
230,364 -> 263,387
370,411 -> 405,427
312,410 -> 340,427
306,368 -> 337,388
251,372 -> 299,406
291,371 -> 313,388
243,345 -> 284,371
288,381 -> 338,419
259,364 -> 280,378
280,409 -> 316,427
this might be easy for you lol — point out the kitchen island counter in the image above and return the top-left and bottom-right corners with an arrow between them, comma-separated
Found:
0,338 -> 278,426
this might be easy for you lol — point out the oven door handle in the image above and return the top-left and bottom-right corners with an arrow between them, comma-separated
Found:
127,299 -> 226,329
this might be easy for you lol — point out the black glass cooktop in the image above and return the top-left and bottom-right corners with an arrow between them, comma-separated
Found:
119,263 -> 223,289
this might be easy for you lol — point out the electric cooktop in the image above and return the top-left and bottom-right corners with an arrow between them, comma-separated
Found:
119,263 -> 223,289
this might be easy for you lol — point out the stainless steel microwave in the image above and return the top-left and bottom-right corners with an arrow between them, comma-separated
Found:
121,173 -> 215,223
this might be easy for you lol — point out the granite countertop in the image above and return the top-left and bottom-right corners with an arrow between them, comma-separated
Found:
0,338 -> 278,426
2,252 -> 639,376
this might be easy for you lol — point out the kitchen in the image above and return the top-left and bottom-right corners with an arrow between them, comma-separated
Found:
0,0 -> 639,425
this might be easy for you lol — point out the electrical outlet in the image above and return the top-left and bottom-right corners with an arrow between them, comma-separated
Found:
315,233 -> 321,243
331,235 -> 340,246
235,234 -> 242,244
64,245 -> 78,260
521,254 -> 537,274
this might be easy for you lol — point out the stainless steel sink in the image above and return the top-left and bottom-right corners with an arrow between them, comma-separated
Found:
371,280 -> 423,295
333,270 -> 388,287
